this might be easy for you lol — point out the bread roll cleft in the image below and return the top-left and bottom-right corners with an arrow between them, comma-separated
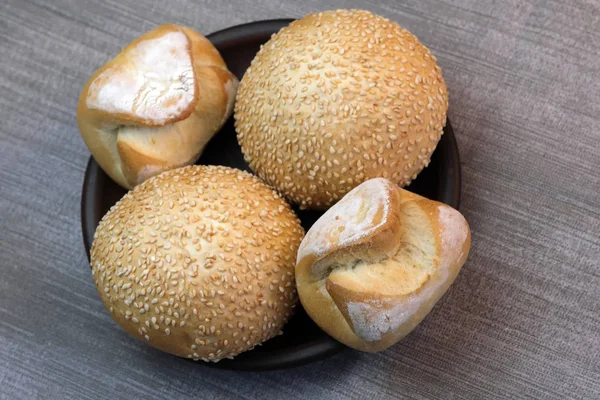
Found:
296,178 -> 470,351
78,25 -> 238,189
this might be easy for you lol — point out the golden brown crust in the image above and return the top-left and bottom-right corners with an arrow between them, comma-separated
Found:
79,25 -> 199,127
115,140 -> 173,186
77,25 -> 238,189
235,9 -> 448,209
296,178 -> 470,352
180,26 -> 228,71
299,178 -> 403,283
91,166 -> 304,362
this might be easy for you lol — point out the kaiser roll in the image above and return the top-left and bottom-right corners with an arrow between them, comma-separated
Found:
78,25 -> 238,189
90,165 -> 304,362
235,10 -> 448,209
295,178 -> 470,351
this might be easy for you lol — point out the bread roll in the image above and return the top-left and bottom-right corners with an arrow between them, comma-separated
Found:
90,165 -> 304,362
78,25 -> 238,189
295,178 -> 470,352
235,10 -> 448,209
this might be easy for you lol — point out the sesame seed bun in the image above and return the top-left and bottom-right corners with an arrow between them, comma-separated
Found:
235,9 -> 448,209
90,165 -> 304,362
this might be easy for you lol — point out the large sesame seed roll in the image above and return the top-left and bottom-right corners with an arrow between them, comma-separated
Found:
90,165 -> 304,362
235,9 -> 448,209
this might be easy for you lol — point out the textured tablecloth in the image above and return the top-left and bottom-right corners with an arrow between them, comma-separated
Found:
1,0 -> 599,399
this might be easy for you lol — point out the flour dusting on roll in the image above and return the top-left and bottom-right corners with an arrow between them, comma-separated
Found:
296,178 -> 470,352
78,25 -> 238,189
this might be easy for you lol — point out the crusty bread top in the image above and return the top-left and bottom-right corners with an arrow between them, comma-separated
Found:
77,25 -> 238,189
295,178 -> 470,350
85,24 -> 199,127
297,178 -> 404,278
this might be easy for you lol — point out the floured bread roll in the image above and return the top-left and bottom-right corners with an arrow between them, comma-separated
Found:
295,178 -> 470,352
77,24 -> 238,189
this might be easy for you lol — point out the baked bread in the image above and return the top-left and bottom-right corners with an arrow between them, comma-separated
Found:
235,10 -> 448,209
78,25 -> 238,189
90,165 -> 304,361
295,178 -> 470,352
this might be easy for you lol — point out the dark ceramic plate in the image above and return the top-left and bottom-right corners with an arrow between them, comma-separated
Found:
81,19 -> 461,371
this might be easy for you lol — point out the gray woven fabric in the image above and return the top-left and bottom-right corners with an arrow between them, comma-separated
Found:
0,0 -> 599,399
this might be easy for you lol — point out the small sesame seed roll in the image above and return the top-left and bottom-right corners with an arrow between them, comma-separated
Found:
235,9 -> 448,209
90,166 -> 304,362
